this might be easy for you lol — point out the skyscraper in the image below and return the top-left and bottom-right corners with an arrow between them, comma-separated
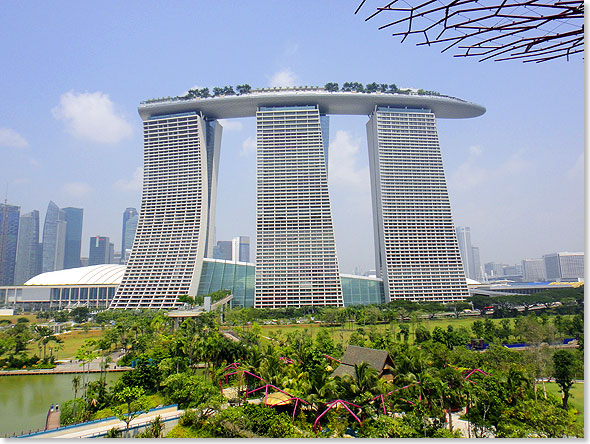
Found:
471,246 -> 482,282
111,88 -> 483,309
232,235 -> 250,263
62,207 -> 83,269
0,203 -> 20,285
121,207 -> 138,264
111,113 -> 222,309
455,226 -> 481,281
42,201 -> 67,273
89,236 -> 114,265
212,240 -> 232,261
367,107 -> 468,302
14,210 -> 41,285
255,105 -> 343,308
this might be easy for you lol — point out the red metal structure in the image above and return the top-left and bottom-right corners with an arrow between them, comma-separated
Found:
314,400 -> 363,434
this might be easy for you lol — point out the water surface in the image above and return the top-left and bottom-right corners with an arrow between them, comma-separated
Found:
0,372 -> 122,436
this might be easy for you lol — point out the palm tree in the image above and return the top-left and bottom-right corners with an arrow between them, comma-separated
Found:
34,325 -> 60,361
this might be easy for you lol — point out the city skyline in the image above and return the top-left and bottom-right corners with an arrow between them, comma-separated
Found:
0,2 -> 583,274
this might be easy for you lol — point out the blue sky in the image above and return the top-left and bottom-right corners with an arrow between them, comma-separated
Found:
0,1 -> 583,273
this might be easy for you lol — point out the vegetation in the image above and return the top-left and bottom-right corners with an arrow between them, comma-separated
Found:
142,82 -> 443,104
37,300 -> 583,438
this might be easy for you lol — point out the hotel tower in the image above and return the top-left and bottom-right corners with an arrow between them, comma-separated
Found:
110,88 -> 484,309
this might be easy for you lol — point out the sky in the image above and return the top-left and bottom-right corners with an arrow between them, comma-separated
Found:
0,1 -> 584,274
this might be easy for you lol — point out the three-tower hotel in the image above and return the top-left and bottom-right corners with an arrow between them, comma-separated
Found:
110,86 -> 485,309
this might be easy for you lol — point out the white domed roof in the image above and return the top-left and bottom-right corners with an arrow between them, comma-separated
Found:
466,278 -> 482,285
25,264 -> 126,286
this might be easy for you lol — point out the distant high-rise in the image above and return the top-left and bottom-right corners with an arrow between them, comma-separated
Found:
522,258 -> 546,282
544,252 -> 584,281
368,107 -> 468,302
456,227 -> 476,280
232,236 -> 250,262
14,210 -> 41,284
62,207 -> 83,269
212,240 -> 232,261
0,203 -> 20,285
471,246 -> 482,281
42,201 -> 67,273
89,236 -> 114,265
121,208 -> 138,264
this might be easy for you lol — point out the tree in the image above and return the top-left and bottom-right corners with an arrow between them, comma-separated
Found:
34,325 -> 62,361
236,84 -> 252,95
552,350 -> 577,410
324,82 -> 339,92
112,386 -> 150,433
137,415 -> 164,438
70,306 -> 90,323
365,82 -> 379,93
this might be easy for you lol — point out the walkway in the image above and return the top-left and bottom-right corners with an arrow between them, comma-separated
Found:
17,405 -> 182,438
0,351 -> 132,376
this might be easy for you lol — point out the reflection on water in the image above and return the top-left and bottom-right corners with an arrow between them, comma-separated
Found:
0,372 -> 122,436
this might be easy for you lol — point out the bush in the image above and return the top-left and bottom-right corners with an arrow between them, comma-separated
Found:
60,398 -> 86,425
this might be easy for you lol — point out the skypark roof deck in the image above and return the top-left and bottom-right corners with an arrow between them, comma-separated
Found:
138,89 -> 485,120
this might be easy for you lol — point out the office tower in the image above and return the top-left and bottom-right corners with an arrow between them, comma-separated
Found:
121,207 -> 138,264
255,105 -> 343,308
471,246 -> 482,281
232,236 -> 250,262
0,203 -> 20,285
543,252 -> 584,281
367,107 -> 468,302
212,240 -> 232,261
89,236 -> 114,265
484,262 -> 505,278
62,207 -> 83,269
522,258 -> 546,282
455,226 -> 478,280
42,201 -> 67,273
14,210 -> 41,284
111,113 -> 222,309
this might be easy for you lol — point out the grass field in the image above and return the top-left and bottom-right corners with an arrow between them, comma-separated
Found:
0,314 -> 38,325
254,316 -> 522,345
545,382 -> 584,427
52,329 -> 104,360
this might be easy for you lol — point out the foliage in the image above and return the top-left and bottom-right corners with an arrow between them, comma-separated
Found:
161,372 -> 223,410
136,415 -> 164,438
552,350 -> 578,410
60,398 -> 86,425
111,386 -> 150,431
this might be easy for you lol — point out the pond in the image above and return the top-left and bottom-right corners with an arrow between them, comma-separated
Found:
0,372 -> 122,437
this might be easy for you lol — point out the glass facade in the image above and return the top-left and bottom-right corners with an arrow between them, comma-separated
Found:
198,259 -> 382,308
0,204 -> 20,285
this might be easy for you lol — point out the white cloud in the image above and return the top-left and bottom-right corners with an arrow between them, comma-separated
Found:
0,128 -> 28,148
218,119 -> 243,131
114,166 -> 143,191
269,69 -> 298,87
240,136 -> 256,156
328,130 -> 369,187
62,182 -> 93,198
52,91 -> 133,144
449,145 -> 532,192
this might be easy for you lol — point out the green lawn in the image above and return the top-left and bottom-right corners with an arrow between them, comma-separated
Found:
251,314 -> 574,346
545,382 -> 584,428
